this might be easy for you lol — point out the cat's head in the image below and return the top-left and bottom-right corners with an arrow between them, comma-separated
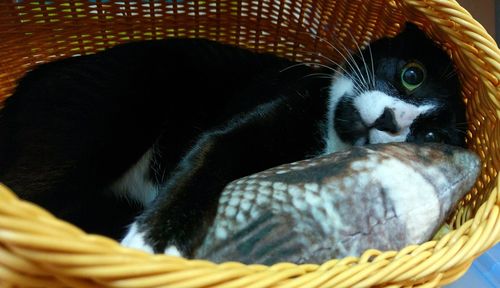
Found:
325,23 -> 466,154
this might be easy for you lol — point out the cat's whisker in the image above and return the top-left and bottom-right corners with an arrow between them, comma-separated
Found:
280,62 -> 335,73
302,73 -> 335,80
346,31 -> 374,90
295,33 -> 372,95
295,49 -> 342,69
337,42 -> 369,92
439,61 -> 457,81
443,70 -> 455,80
453,129 -> 468,135
367,43 -> 376,89
333,34 -> 370,92
440,64 -> 458,81
303,73 -> 333,77
324,71 -> 364,95
292,49 -> 365,94
444,70 -> 457,81
305,33 -> 369,93
440,62 -> 452,78
305,52 -> 364,94
295,49 -> 351,74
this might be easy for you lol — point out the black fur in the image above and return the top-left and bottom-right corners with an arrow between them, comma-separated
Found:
0,38 -> 329,241
0,23 -> 466,255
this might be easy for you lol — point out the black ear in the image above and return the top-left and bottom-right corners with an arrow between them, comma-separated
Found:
400,22 -> 428,38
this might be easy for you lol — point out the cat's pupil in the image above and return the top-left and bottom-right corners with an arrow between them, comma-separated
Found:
403,67 -> 424,85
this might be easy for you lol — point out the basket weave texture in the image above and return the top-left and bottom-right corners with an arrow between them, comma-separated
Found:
0,0 -> 499,287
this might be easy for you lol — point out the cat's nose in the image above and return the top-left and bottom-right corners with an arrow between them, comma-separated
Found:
372,108 -> 400,133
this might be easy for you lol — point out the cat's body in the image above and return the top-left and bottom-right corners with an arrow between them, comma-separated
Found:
0,24 -> 465,258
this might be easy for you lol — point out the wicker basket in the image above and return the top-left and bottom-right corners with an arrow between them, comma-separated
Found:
0,0 -> 499,287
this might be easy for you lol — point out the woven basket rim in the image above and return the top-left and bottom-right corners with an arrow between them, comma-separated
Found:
0,0 -> 499,287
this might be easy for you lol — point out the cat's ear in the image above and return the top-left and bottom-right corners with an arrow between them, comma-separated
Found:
399,22 -> 429,43
400,22 -> 429,40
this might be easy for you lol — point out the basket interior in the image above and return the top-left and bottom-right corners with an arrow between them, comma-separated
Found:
0,0 -> 498,228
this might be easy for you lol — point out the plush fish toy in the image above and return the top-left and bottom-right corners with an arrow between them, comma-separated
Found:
193,143 -> 480,265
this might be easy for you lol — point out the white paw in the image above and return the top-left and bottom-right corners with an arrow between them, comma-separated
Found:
121,222 -> 182,257
164,245 -> 182,257
120,222 -> 154,254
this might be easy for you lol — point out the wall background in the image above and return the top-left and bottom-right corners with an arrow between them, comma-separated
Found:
457,0 -> 496,40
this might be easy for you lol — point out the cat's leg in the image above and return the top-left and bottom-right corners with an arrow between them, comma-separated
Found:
121,95 -> 322,257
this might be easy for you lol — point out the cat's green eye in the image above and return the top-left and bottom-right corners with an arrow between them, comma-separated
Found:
401,62 -> 426,91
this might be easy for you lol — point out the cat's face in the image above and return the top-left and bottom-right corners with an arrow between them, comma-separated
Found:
325,23 -> 466,154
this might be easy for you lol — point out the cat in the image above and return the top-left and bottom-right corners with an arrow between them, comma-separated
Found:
0,23 -> 465,258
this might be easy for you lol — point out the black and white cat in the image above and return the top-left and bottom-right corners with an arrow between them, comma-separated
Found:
0,23 -> 465,258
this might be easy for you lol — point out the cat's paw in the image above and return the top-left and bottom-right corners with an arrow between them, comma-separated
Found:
121,222 -> 182,256
121,222 -> 154,253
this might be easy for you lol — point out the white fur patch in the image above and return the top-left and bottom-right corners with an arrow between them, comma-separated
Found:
164,246 -> 182,256
121,224 -> 182,256
324,73 -> 354,154
354,91 -> 435,127
354,91 -> 435,144
120,223 -> 154,254
112,148 -> 159,206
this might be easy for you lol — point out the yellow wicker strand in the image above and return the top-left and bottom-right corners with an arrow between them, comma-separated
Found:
384,251 -> 435,282
457,221 -> 491,258
315,259 -> 341,271
273,259 -> 365,288
409,241 -> 437,255
412,273 -> 443,288
302,265 -> 353,288
0,231 -> 124,255
393,245 -> 420,260
0,216 -> 88,239
54,274 -> 110,288
341,260 -> 392,288
415,236 -> 468,278
8,247 -> 154,266
487,216 -> 500,249
0,265 -> 64,288
267,263 -> 302,271
424,235 -> 469,272
41,262 -> 197,279
416,0 -> 498,56
218,269 -> 304,288
353,255 -> 418,286
362,244 -> 442,285
103,267 -> 223,288
146,267 -> 258,288
0,246 -> 47,277
432,222 -> 465,250
318,262 -> 388,288
435,260 -> 472,286
273,271 -> 331,288
412,247 -> 458,280
233,268 -> 307,288
478,206 -> 500,248
474,185 -> 499,225
370,250 -> 400,262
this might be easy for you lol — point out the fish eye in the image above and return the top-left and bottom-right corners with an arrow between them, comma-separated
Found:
401,62 -> 426,91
